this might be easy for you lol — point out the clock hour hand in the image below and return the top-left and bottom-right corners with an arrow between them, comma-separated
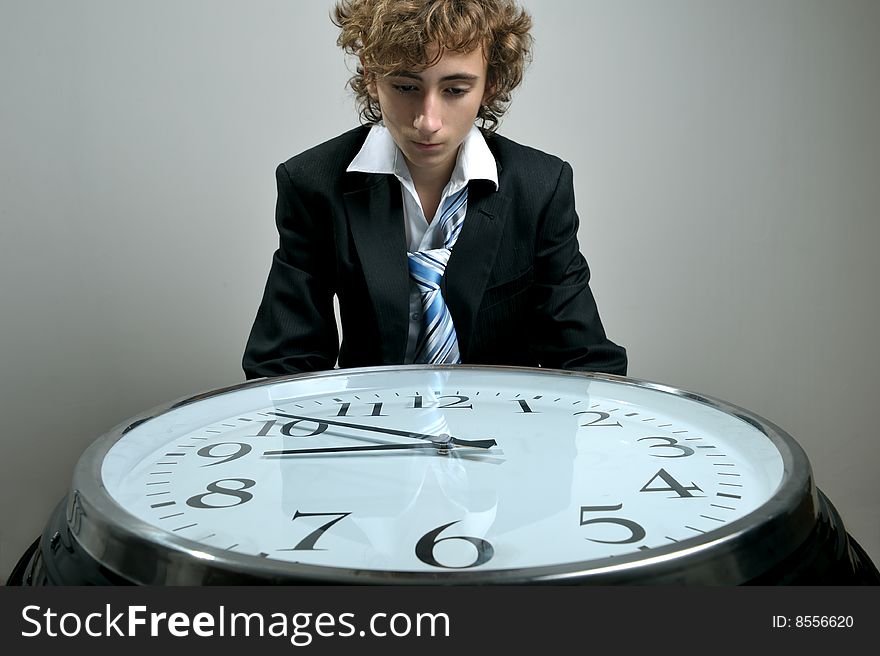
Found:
272,412 -> 496,449
263,442 -> 455,457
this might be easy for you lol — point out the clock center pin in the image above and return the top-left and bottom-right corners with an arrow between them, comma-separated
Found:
436,433 -> 452,455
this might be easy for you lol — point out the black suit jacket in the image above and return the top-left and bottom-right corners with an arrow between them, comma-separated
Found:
243,126 -> 627,378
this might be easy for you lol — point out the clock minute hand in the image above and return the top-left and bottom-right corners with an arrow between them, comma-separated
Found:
272,412 -> 496,449
264,442 -> 444,457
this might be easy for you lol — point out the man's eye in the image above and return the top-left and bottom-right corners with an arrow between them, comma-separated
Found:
393,84 -> 417,93
445,87 -> 468,96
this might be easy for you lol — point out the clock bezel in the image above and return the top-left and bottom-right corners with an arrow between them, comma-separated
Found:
66,365 -> 819,585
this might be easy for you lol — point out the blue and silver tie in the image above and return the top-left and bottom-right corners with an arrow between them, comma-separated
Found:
407,186 -> 469,364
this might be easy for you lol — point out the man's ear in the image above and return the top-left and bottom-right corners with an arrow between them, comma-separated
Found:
481,73 -> 496,106
360,55 -> 379,99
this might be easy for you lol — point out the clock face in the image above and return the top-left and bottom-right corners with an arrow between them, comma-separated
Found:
74,366 -> 813,584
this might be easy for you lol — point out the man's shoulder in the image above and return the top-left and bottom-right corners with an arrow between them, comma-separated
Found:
279,126 -> 370,181
486,132 -> 566,172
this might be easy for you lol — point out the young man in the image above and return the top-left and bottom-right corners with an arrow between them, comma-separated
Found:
243,0 -> 626,378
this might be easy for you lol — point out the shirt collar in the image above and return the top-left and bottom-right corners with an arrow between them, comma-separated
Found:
347,124 -> 498,191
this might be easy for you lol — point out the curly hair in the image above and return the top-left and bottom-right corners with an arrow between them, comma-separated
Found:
333,0 -> 533,132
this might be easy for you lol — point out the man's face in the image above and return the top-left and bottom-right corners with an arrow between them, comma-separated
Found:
369,45 -> 490,184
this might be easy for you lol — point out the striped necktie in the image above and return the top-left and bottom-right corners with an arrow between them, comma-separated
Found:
407,186 -> 469,364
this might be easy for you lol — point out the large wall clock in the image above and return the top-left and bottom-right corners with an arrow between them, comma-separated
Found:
9,366 -> 879,584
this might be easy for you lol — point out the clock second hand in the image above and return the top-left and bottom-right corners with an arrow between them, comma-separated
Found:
272,411 -> 496,449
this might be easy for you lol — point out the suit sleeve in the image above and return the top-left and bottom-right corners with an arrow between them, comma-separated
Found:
530,161 -> 628,375
242,163 -> 338,379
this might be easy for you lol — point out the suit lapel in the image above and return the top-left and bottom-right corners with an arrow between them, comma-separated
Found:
344,174 -> 410,364
443,182 -> 510,360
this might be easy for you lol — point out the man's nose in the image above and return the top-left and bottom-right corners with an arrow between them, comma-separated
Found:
413,93 -> 442,135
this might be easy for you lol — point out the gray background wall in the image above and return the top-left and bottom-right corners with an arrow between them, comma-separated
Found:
1,0 -> 877,580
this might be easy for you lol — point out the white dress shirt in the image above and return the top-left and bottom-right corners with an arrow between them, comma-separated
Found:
347,124 -> 498,362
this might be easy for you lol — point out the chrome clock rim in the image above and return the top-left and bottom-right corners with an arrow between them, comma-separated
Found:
67,365 -> 818,585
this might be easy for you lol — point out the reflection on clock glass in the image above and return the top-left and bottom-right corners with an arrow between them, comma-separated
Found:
100,368 -> 784,572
